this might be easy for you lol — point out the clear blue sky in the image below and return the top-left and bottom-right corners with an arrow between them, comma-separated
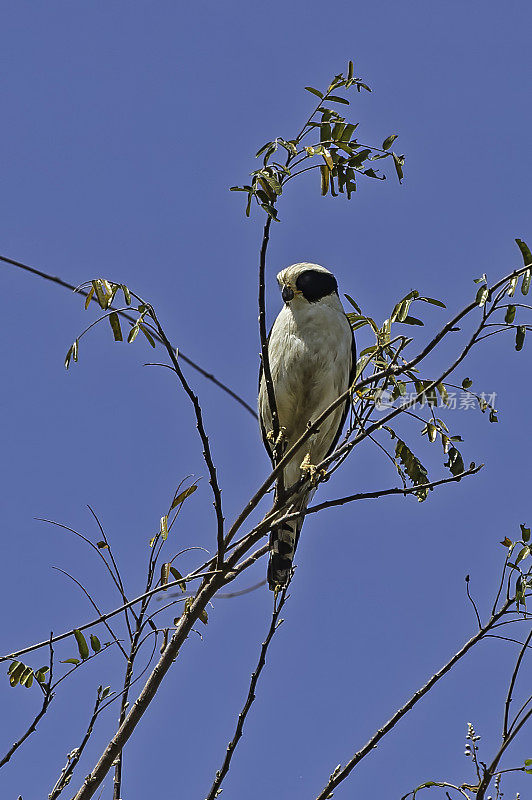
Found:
2,2 -> 532,798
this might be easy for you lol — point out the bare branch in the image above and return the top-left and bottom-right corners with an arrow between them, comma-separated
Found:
53,567 -> 128,660
205,587 -> 288,800
0,634 -> 54,769
48,687 -> 104,799
503,625 -> 532,737
314,597 -> 514,800
0,570 -> 220,664
306,465 -> 483,515
148,308 -> 225,568
0,252 -> 258,419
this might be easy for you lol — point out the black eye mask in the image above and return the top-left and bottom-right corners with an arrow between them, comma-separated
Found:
295,269 -> 338,303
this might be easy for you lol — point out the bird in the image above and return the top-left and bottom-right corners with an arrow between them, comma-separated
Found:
258,262 -> 356,590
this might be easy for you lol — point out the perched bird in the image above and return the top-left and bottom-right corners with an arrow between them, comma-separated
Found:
258,263 -> 356,590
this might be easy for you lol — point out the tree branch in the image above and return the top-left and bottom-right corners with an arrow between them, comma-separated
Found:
48,687 -> 103,799
0,252 -> 258,419
205,587 -> 288,800
0,570 -> 219,664
306,465 -> 483,515
149,308 -> 225,568
0,635 -> 54,769
314,597 -> 514,800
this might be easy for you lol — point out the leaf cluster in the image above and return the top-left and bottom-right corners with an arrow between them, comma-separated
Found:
230,61 -> 404,219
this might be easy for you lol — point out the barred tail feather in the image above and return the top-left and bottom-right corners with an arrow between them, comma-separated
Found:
267,490 -> 312,590
267,519 -> 302,590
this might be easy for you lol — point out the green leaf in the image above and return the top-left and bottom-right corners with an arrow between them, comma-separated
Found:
462,377 -> 473,389
419,296 -> 446,308
321,148 -> 334,170
138,323 -> 156,348
320,164 -> 330,196
327,95 -> 349,105
160,515 -> 169,541
304,86 -> 324,99
394,438 -> 429,501
122,285 -> 131,305
515,545 -> 531,565
507,275 -> 518,297
20,667 -> 34,688
521,524 -> 531,542
64,344 -> 74,370
260,203 -> 279,221
445,446 -> 465,477
199,609 -> 209,625
349,148 -> 371,168
262,171 -> 283,196
475,285 -> 489,306
392,153 -> 404,183
92,280 -> 109,309
245,190 -> 253,218
505,305 -> 516,324
74,629 -> 90,661
61,658 -> 81,666
400,315 -> 424,326
522,269 -> 532,296
90,635 -> 101,653
108,312 -> 123,342
436,382 -> 449,406
255,141 -> 274,158
169,566 -> 186,592
9,662 -> 26,687
101,685 -> 111,699
161,562 -> 170,590
127,323 -> 140,343
382,134 -> 398,150
516,325 -> 526,351
35,666 -> 49,684
344,294 -> 361,313
170,483 -> 198,510
96,540 -> 109,549
84,286 -> 94,310
516,238 -> 532,266
341,123 -> 358,142
363,167 -> 384,180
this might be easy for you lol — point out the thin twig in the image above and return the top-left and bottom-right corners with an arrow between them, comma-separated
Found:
0,570 -> 220,663
314,597 -> 514,800
0,634 -> 54,769
48,687 -> 103,799
205,587 -> 288,800
306,465 -> 483,515
53,567 -> 128,660
149,308 -> 225,569
258,216 -> 281,474
87,505 -> 137,632
503,625 -> 532,737
0,252 -> 258,419
465,576 -> 482,629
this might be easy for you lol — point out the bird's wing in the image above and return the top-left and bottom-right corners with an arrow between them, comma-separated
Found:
323,321 -> 356,460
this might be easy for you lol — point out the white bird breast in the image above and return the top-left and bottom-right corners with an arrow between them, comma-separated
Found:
259,295 -> 353,488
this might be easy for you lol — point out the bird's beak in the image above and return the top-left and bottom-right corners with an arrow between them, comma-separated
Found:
282,285 -> 294,303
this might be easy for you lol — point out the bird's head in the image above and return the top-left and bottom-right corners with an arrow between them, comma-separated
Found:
276,262 -> 339,306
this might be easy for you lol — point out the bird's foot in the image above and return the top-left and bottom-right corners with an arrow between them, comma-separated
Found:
299,453 -> 326,486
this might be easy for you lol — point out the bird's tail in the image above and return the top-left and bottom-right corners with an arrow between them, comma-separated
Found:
267,489 -> 311,591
